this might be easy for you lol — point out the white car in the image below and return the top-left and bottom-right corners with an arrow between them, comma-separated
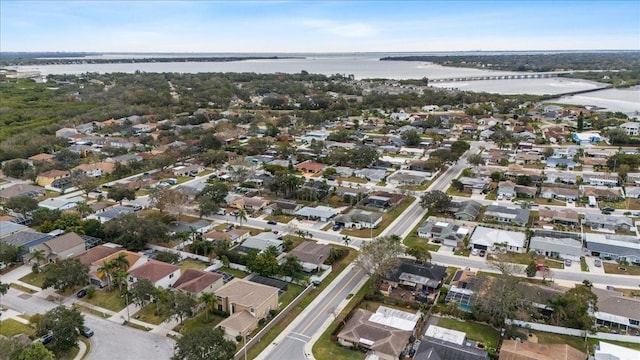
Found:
471,249 -> 479,256
497,194 -> 504,200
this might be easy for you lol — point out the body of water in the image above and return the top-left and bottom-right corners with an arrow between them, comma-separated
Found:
7,53 -> 638,116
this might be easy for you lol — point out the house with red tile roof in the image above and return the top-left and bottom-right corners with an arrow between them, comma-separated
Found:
173,269 -> 224,296
127,260 -> 181,289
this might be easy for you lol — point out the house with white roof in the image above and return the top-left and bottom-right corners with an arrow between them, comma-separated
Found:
294,205 -> 339,222
240,232 -> 284,253
417,219 -> 471,248
584,233 -> 640,264
469,226 -> 526,253
620,122 -> 640,136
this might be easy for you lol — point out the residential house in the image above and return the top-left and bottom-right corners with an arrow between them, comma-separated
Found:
38,197 -> 82,211
288,241 -> 331,272
539,187 -> 579,201
583,186 -> 622,201
28,153 -> 55,164
545,157 -> 577,169
173,269 -> 224,297
203,229 -> 250,244
446,200 -> 482,221
2,229 -> 53,258
444,270 -> 479,311
0,184 -> 45,202
295,160 -> 325,174
505,165 -> 544,183
583,213 -> 633,232
457,177 -> 491,194
514,185 -> 537,198
417,219 -> 471,248
333,209 -> 383,229
625,186 -> 640,199
72,162 -> 115,177
585,233 -> 640,264
55,127 -> 79,138
620,122 -> 640,136
240,232 -> 284,253
90,206 -> 136,223
497,181 -> 517,199
105,154 -> 143,164
470,226 -> 526,253
414,325 -> 489,360
337,307 -> 419,360
88,249 -> 147,287
387,170 -> 432,186
172,164 -> 205,177
483,204 -> 530,227
537,209 -> 579,228
25,232 -> 86,264
36,169 -> 69,187
167,220 -> 213,235
215,278 -> 279,340
300,130 -> 330,144
529,234 -> 582,261
363,192 -> 403,209
581,157 -> 608,169
127,260 -> 181,289
572,132 -> 601,145
263,200 -> 301,216
227,195 -> 270,212
499,340 -> 586,360
584,175 -> 618,187
383,259 -> 447,295
294,205 -> 339,222
514,153 -> 543,165
592,288 -> 640,333
544,172 -> 577,185
595,341 -> 640,360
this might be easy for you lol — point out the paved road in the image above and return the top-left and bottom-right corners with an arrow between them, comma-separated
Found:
260,267 -> 367,360
1,288 -> 175,360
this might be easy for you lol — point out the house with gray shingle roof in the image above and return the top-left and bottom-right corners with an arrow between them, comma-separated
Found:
483,204 -> 530,227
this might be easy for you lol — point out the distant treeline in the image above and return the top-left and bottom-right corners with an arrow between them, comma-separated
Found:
380,52 -> 640,72
0,55 -> 299,66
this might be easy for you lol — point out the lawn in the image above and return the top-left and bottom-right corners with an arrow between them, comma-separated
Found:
341,196 -> 415,238
82,289 -> 127,312
603,262 -> 640,276
281,234 -> 307,252
625,198 -> 640,210
247,247 -> 358,359
532,197 -> 566,206
179,259 -> 209,272
580,258 -> 589,272
134,303 -> 169,325
532,330 -> 588,353
446,187 -> 472,197
491,252 -> 564,269
0,319 -> 34,337
403,212 -> 441,252
19,271 -> 46,288
176,311 -> 225,334
218,266 -> 250,279
484,192 -> 498,200
445,267 -> 460,284
337,176 -> 368,184
264,214 -> 294,223
437,317 -> 500,355
454,248 -> 470,257
279,284 -> 305,306
10,283 -> 36,294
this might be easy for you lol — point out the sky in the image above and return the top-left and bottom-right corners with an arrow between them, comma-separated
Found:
1,0 -> 639,53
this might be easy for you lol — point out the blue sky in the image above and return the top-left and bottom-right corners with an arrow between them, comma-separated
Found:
1,1 -> 639,52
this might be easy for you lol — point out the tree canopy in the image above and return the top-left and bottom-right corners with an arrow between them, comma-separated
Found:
41,258 -> 89,292
353,236 -> 403,286
36,306 -> 84,354
172,327 -> 235,360
420,190 -> 452,212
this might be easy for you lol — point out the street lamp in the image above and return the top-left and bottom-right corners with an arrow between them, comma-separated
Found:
244,333 -> 251,360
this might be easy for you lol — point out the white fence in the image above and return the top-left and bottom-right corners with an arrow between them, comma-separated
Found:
506,319 -> 640,344
310,264 -> 332,284
147,244 -> 212,263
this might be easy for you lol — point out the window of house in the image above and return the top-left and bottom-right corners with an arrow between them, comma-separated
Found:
630,319 -> 640,326
169,273 -> 174,278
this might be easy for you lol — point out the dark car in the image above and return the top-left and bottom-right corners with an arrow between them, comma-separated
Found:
79,326 -> 94,338
39,332 -> 53,344
76,288 -> 87,298
479,250 -> 486,257
601,206 -> 615,212
267,220 -> 277,225
332,224 -> 342,231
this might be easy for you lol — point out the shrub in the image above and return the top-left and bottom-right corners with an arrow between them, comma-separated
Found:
86,287 -> 96,299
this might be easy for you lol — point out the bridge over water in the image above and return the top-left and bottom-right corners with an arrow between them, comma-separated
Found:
429,72 -> 573,83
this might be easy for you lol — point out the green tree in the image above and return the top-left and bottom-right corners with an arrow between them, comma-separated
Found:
401,130 -> 422,147
577,112 -> 584,131
406,243 -> 432,263
280,255 -> 305,280
450,140 -> 471,156
71,174 -> 100,196
248,246 -> 280,276
197,181 -> 229,217
107,187 -> 136,205
490,171 -> 506,182
617,164 -> 630,185
5,195 -> 39,217
15,342 -> 55,360
130,279 -> 156,307
467,153 -> 485,167
543,147 -> 555,159
103,213 -> 168,250
420,190 -> 451,212
36,305 -> 84,354
0,241 -> 22,264
41,258 -> 89,292
198,292 -> 217,321
172,327 -> 235,360
516,175 -> 533,186
171,291 -> 198,324
525,261 -> 537,277
234,208 -> 247,226
353,236 -> 403,287
30,249 -> 46,273
2,160 -> 34,179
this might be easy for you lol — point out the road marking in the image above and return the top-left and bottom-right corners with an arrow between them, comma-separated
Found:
286,334 -> 309,343
290,332 -> 310,339
299,268 -> 362,334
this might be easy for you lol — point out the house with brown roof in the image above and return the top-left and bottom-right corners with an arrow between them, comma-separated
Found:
28,153 -> 56,164
0,184 -> 45,202
203,229 -> 250,244
26,232 -> 86,264
288,241 -> 331,272
295,160 -> 325,174
499,340 -> 586,360
227,196 -> 269,212
36,169 -> 69,187
127,260 -> 181,289
215,278 -> 279,340
173,269 -> 224,297
337,307 -> 419,360
538,209 -> 579,227
72,162 -> 116,177
582,186 -> 622,201
77,245 -> 121,266
88,249 -> 147,286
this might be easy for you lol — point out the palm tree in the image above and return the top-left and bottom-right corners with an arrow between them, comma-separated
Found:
234,208 -> 247,227
112,253 -> 130,272
76,201 -> 94,218
198,292 -> 216,321
30,249 -> 46,273
113,269 -> 128,294
342,235 -> 351,246
97,261 -> 116,292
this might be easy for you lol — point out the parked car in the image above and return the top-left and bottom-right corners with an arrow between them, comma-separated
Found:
332,224 -> 342,231
76,288 -> 87,298
479,250 -> 486,257
79,326 -> 94,338
601,206 -> 615,212
267,220 -> 277,225
594,259 -> 602,267
564,259 -> 572,267
471,249 -> 479,256
39,332 -> 53,344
